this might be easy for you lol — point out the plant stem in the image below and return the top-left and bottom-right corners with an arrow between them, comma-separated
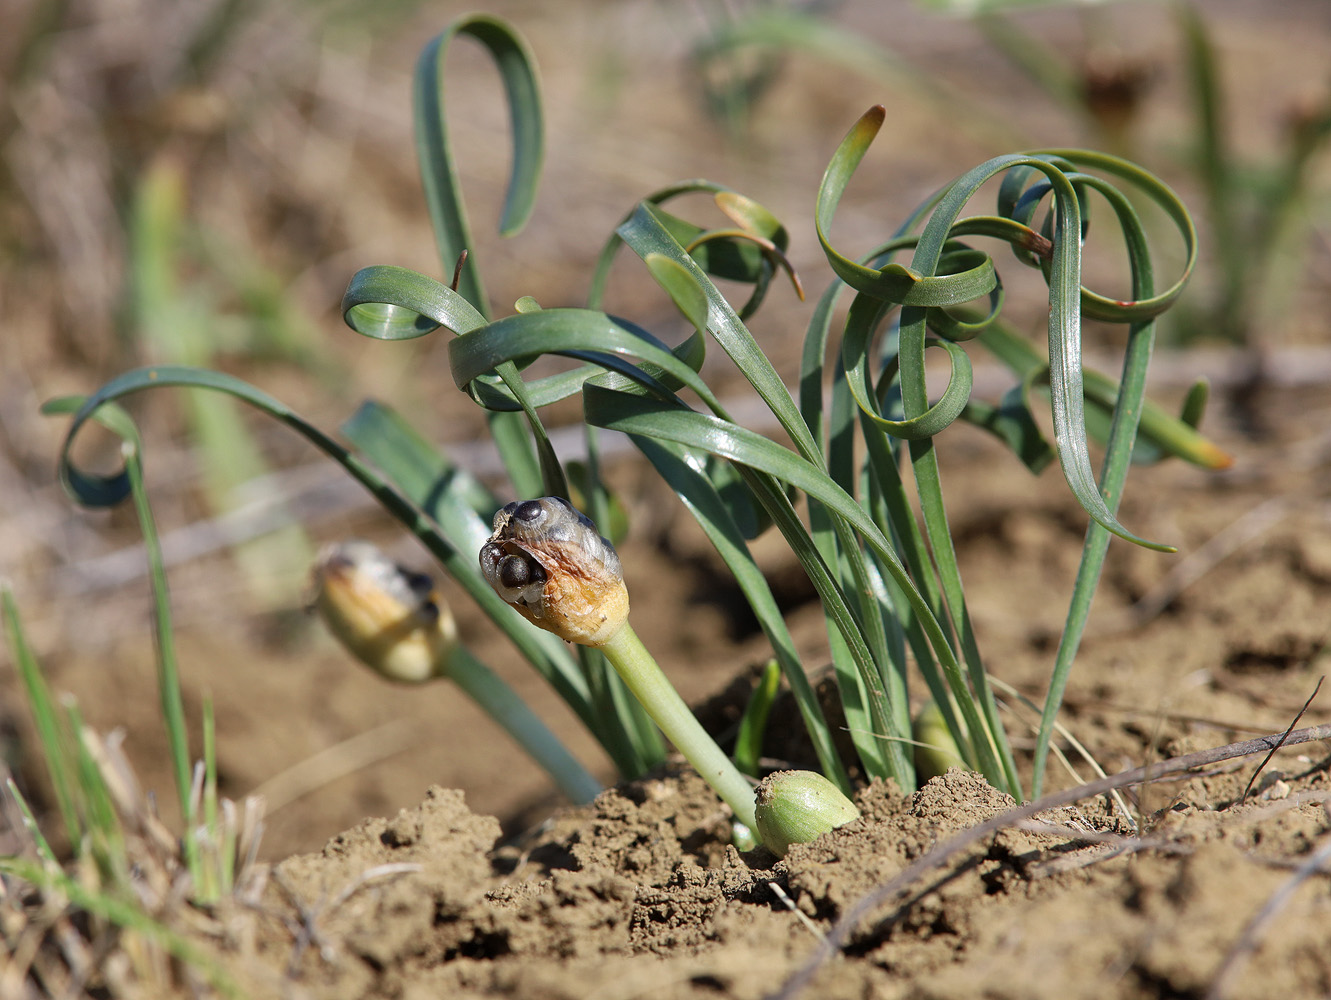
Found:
124,441 -> 200,880
733,659 -> 781,778
598,623 -> 758,832
446,646 -> 602,805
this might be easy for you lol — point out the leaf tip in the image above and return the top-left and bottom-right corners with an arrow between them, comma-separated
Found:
852,105 -> 886,140
1200,444 -> 1235,470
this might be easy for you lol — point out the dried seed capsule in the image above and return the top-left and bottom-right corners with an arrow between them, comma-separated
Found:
753,769 -> 860,858
479,496 -> 629,646
310,540 -> 457,683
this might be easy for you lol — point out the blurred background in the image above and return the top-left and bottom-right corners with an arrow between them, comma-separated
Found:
1,0 -> 1328,859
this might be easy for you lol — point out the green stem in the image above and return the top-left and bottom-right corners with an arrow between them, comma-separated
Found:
125,443 -> 200,879
599,623 -> 758,832
446,646 -> 602,805
733,659 -> 781,778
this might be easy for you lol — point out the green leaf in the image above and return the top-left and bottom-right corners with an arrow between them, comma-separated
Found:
630,436 -> 850,793
840,291 -> 975,441
448,307 -> 730,417
977,320 -> 1231,470
581,385 -> 997,787
3,588 -> 80,846
341,263 -> 565,500
408,16 -> 560,498
340,400 -> 498,541
733,660 -> 781,779
959,382 -> 1056,474
645,253 -> 711,332
588,181 -> 771,309
616,203 -> 823,463
341,264 -> 486,341
936,155 -> 1159,551
816,108 -> 998,308
714,191 -> 786,242
414,14 -> 544,317
1178,379 -> 1210,430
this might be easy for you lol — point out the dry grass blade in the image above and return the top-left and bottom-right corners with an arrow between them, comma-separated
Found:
991,676 -> 1137,830
1124,495 -> 1295,627
233,797 -> 269,906
252,718 -> 424,816
1,708 -> 266,998
81,727 -> 178,860
767,881 -> 827,942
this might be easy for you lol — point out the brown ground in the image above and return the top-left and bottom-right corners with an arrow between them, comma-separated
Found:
3,0 -> 1331,997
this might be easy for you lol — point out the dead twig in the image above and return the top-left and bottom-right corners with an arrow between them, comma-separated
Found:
251,719 -> 424,816
1015,819 -> 1193,877
1124,496 -> 1296,627
767,882 -> 826,943
770,720 -> 1331,1000
1239,677 -> 1323,806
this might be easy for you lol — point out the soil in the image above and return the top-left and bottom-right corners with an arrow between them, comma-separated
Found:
3,1 -> 1331,998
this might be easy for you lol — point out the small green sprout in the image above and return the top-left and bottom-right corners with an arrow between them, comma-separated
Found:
311,540 -> 601,805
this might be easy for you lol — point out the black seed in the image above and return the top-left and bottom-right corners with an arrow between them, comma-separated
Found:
514,500 -> 545,522
402,567 -> 434,600
499,554 -> 534,589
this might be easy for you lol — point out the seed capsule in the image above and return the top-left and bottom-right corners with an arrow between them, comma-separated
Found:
753,769 -> 860,858
479,496 -> 629,646
912,700 -> 969,783
310,540 -> 457,683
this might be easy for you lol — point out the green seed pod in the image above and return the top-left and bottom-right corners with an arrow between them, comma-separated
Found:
753,770 -> 860,858
912,700 -> 969,783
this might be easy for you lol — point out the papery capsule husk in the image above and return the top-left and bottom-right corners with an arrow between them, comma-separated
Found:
479,497 -> 629,647
753,769 -> 860,858
311,540 -> 457,683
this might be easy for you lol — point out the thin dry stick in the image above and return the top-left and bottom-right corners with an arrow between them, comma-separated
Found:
1015,819 -> 1193,877
1125,495 -> 1294,627
1204,808 -> 1331,1000
768,882 -> 827,943
1239,676 -> 1323,805
252,719 -> 423,815
769,721 -> 1331,1000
